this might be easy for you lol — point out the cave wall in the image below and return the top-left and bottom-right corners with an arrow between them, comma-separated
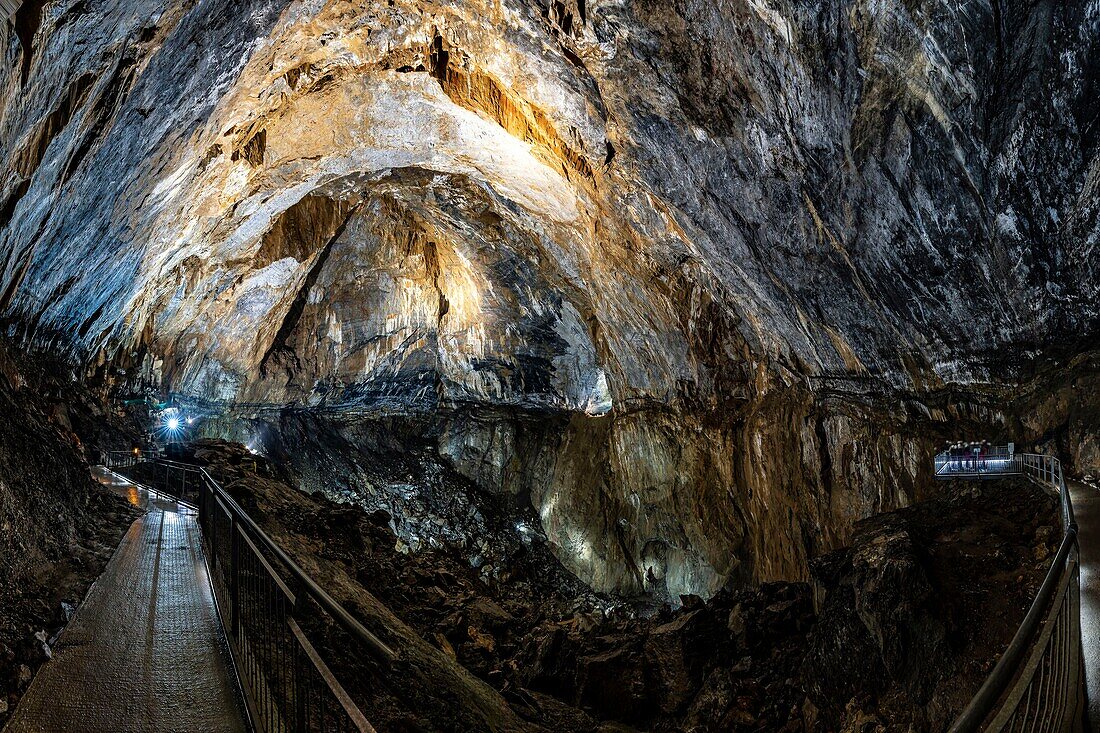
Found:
0,344 -> 95,586
206,384 -> 1010,599
1,0 -> 1097,596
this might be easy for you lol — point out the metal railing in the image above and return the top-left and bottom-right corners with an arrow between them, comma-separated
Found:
102,453 -> 396,733
949,453 -> 1085,732
101,449 -> 148,470
935,446 -> 1021,478
102,449 -> 206,506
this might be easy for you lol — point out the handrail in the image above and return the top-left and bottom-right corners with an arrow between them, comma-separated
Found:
950,531 -> 1077,730
934,448 -> 1022,478
199,463 -> 397,664
102,450 -> 399,732
948,452 -> 1083,732
147,454 -> 397,664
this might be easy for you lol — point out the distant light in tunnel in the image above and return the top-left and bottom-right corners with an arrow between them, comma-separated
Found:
161,414 -> 185,439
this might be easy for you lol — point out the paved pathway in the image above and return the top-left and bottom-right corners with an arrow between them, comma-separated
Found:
5,469 -> 247,733
1070,479 -> 1100,729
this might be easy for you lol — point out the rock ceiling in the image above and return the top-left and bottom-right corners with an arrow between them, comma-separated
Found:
1,0 -> 1097,595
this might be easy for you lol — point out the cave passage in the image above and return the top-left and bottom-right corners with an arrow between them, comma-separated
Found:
8,439 -> 1094,733
2,0 -> 1099,729
934,447 -> 1090,731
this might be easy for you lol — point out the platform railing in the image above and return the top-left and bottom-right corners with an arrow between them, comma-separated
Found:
949,453 -> 1084,732
102,453 -> 395,733
935,446 -> 1022,478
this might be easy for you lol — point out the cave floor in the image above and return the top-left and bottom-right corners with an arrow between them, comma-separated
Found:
1070,479 -> 1100,728
4,470 -> 247,733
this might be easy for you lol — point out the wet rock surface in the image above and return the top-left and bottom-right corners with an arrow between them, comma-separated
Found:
0,0 -> 1094,725
1009,349 -> 1100,478
804,477 -> 1060,730
182,388 -> 1014,600
180,442 -> 1058,732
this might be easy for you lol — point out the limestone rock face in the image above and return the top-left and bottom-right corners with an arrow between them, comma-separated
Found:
0,0 -> 1096,595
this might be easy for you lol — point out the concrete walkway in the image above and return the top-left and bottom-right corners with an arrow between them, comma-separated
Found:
5,470 -> 247,733
1070,479 -> 1100,729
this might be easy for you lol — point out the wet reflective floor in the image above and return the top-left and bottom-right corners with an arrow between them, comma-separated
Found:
1071,479 -> 1100,729
5,469 -> 248,733
92,466 -> 187,513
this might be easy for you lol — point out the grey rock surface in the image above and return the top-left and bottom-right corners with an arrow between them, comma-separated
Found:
1,0 -> 1097,595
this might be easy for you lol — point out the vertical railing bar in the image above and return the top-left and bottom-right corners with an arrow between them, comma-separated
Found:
1045,620 -> 1058,729
1059,585 -> 1072,726
1021,672 -> 1034,730
1058,598 -> 1066,728
263,559 -> 271,726
1030,655 -> 1045,732
1045,614 -> 1059,731
1052,604 -> 1065,730
1043,626 -> 1058,730
231,515 -> 241,637
1027,662 -> 1040,732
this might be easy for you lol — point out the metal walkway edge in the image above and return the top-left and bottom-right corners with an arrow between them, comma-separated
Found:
1069,479 -> 1100,729
4,469 -> 248,733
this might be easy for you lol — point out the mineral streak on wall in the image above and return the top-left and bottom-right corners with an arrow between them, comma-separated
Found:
0,0 -> 1097,597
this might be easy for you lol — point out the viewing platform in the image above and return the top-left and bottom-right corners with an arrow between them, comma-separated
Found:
935,443 -> 1023,479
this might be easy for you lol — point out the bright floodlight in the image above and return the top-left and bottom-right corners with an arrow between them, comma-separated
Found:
167,418 -> 180,431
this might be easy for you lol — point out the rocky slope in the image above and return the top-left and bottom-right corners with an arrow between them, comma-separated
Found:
0,341 -> 139,726
178,443 -> 1059,732
1,0 -> 1097,596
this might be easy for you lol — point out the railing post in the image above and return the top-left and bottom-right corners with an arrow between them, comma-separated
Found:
230,513 -> 241,638
295,645 -> 307,733
210,492 -> 219,570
